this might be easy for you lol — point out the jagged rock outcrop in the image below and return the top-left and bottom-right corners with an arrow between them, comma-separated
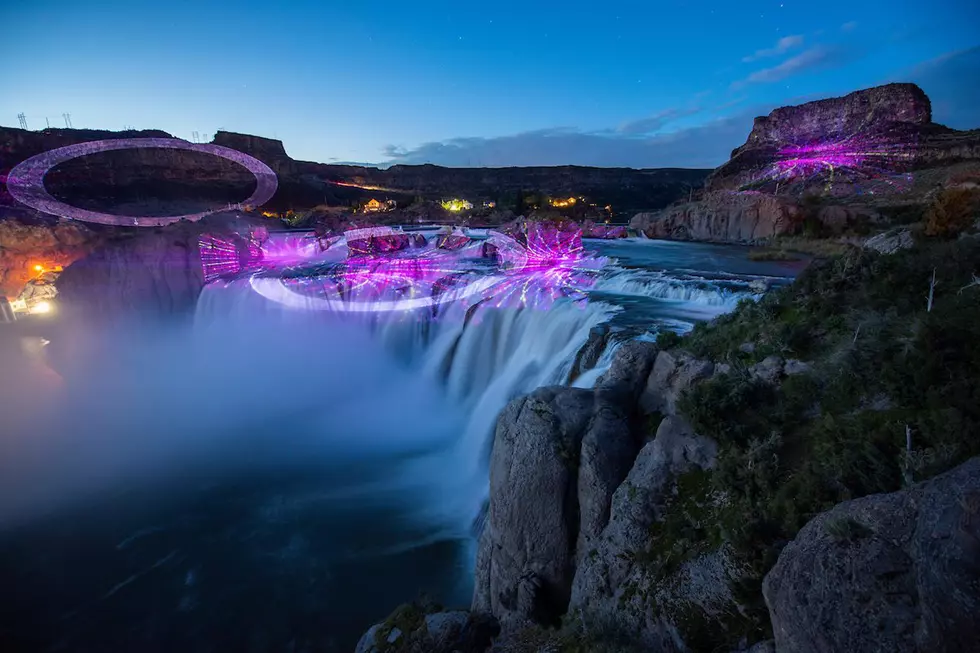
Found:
640,349 -> 715,416
864,227 -> 914,254
354,608 -> 499,653
630,191 -> 801,243
472,343 -> 659,629
55,222 -> 207,319
569,415 -> 727,651
0,217 -> 100,296
763,456 -> 980,653
706,83 -> 980,192
471,344 -> 749,651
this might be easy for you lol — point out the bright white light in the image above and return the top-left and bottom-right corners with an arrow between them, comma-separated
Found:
30,301 -> 52,315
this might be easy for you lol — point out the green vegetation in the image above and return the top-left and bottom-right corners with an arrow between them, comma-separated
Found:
747,248 -> 801,262
646,236 -> 980,645
925,187 -> 979,238
824,516 -> 873,543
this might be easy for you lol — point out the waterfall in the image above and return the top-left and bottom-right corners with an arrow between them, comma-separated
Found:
194,280 -> 621,535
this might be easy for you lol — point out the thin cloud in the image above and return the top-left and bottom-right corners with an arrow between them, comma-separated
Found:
733,46 -> 844,88
742,35 -> 805,63
893,45 -> 980,129
841,21 -> 858,32
381,107 -> 776,169
618,106 -> 702,135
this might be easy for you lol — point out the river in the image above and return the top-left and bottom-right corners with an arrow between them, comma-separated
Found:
0,236 -> 807,652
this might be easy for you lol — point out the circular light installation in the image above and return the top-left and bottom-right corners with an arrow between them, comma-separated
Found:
5,138 -> 278,227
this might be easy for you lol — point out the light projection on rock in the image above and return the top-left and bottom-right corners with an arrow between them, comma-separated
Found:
6,138 -> 278,226
199,224 -> 605,315
748,133 -> 918,194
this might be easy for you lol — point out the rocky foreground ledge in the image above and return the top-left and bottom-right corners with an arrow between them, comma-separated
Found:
357,236 -> 980,653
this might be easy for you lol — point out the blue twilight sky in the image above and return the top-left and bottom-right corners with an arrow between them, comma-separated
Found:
1,0 -> 978,168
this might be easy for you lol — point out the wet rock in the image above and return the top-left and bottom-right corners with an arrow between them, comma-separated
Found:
569,325 -> 611,382
738,342 -> 756,354
640,349 -> 715,416
355,609 -> 499,653
763,457 -> 980,653
596,340 -> 660,401
748,279 -> 770,293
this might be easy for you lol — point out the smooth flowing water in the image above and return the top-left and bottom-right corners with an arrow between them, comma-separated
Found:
0,238 -> 806,653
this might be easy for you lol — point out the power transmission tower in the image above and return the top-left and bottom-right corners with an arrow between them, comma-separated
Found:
192,131 -> 199,142
62,113 -> 73,128
17,113 -> 28,130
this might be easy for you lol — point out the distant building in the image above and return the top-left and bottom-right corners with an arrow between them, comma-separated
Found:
362,198 -> 396,213
483,200 -> 496,209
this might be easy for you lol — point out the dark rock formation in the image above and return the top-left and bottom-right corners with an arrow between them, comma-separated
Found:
472,343 -> 659,629
630,191 -> 801,243
763,456 -> 980,653
1,126 -> 710,219
55,221 -> 207,319
569,414 -> 725,651
354,607 -> 499,653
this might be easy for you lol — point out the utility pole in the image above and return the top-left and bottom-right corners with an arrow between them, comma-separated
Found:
17,113 -> 28,130
45,117 -> 50,129
62,113 -> 72,128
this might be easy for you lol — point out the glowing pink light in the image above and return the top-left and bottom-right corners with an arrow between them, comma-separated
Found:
6,138 -> 278,226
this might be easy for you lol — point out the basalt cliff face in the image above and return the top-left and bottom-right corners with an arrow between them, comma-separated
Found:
631,84 -> 980,243
0,127 -> 709,219
631,191 -> 802,243
706,83 -> 980,192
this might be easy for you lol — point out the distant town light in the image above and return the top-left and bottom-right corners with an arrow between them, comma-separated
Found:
441,199 -> 473,212
550,197 -> 577,208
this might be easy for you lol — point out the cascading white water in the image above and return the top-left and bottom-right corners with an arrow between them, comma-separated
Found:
194,280 -> 620,534
594,266 -> 762,308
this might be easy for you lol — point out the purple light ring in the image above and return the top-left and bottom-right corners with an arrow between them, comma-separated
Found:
5,138 -> 278,226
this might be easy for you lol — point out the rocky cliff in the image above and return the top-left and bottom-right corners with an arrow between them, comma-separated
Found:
629,84 -> 980,244
0,216 -> 101,296
630,191 -> 802,243
706,83 -> 980,193
356,234 -> 980,653
1,127 -> 709,219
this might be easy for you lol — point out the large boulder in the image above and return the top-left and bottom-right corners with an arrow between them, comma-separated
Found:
763,457 -> 980,653
354,606 -> 499,653
630,191 -> 801,243
640,349 -> 715,416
